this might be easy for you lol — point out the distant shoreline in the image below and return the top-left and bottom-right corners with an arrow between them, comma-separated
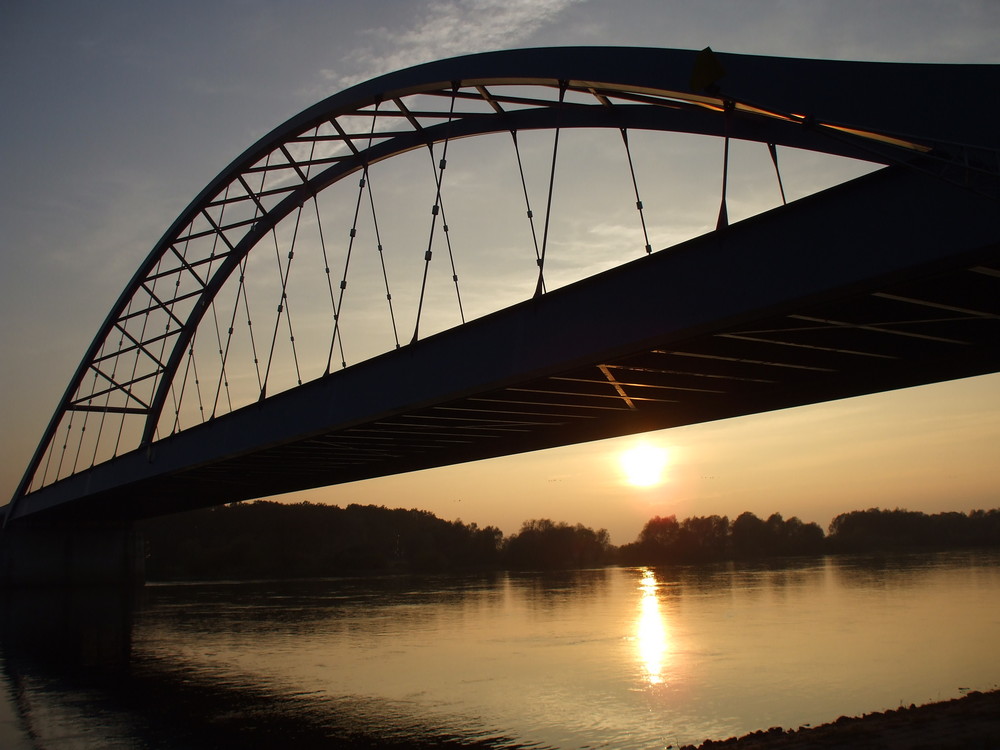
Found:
138,501 -> 1000,581
683,689 -> 1000,749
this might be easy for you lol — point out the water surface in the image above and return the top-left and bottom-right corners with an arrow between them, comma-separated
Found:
2,549 -> 998,748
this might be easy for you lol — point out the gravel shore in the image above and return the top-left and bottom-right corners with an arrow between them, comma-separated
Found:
680,689 -> 1000,749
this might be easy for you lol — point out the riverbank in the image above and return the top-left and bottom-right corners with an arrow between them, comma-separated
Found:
684,689 -> 1000,749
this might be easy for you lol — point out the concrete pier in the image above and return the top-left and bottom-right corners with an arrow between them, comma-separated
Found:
0,524 -> 144,587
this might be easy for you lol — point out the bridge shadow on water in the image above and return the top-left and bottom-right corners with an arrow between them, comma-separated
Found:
0,587 -> 528,750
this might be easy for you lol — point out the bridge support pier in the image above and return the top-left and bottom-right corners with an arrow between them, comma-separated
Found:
0,524 -> 144,587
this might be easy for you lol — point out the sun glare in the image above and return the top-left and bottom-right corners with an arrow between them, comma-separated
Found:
637,568 -> 669,685
619,442 -> 670,488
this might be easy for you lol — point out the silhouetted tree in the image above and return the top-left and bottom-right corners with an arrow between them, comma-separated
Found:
139,501 -> 999,581
732,512 -> 771,558
621,510 -> 827,564
678,515 -> 731,561
827,507 -> 1000,552
618,515 -> 683,564
140,501 -> 504,580
502,519 -> 612,569
618,514 -> 731,564
782,515 -> 825,555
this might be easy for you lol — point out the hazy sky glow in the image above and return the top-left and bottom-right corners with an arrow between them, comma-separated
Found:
2,1 -> 998,543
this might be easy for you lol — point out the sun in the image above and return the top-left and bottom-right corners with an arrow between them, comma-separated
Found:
619,442 -> 670,488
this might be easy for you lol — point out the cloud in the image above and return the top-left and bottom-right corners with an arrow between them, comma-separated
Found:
321,0 -> 587,89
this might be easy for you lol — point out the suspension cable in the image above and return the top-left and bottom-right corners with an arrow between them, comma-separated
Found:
350,102 -> 400,351
717,100 -> 733,230
213,264 -> 246,418
431,160 -> 464,324
282,218 -> 305,387
39,425 -> 56,489
239,255 -> 263,392
70,400 -> 91,475
53,413 -> 75,483
535,81 -> 567,297
261,205 -> 306,398
171,339 -> 194,434
327,152 -> 369,372
172,333 -> 205,433
284,133 -> 327,384
510,130 -> 543,279
620,128 -> 653,254
230,166 -> 272,400
412,84 -> 459,344
767,143 -> 787,205
366,164 -> 400,350
317,189 -> 346,372
207,183 -> 236,419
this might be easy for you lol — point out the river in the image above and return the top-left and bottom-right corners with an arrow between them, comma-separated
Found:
1,549 -> 998,748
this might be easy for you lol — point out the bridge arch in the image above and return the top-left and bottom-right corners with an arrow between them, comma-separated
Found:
10,46 -> 997,520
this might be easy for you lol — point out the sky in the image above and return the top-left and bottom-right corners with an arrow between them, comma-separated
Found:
2,0 -> 999,544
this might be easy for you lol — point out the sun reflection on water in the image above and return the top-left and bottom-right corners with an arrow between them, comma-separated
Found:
636,568 -> 669,686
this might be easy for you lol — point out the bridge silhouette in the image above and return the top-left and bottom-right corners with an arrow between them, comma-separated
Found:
5,46 -> 999,529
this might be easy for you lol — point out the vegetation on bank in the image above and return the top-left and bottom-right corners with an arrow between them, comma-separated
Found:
617,511 -> 824,564
137,501 -> 1000,580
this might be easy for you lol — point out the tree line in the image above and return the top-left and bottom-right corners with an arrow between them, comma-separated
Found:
137,502 -> 1000,580
618,511 -> 825,565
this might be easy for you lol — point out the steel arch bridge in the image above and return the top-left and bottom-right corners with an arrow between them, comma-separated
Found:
6,46 -> 1000,526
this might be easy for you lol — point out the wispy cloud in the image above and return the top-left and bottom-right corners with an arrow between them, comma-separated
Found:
320,0 -> 587,90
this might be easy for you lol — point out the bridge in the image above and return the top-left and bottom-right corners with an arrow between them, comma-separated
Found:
3,48 -> 998,571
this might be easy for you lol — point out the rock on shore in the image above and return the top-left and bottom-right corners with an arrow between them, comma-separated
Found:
681,689 -> 1000,749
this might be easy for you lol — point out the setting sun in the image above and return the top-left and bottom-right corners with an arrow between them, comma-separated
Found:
619,442 -> 670,487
